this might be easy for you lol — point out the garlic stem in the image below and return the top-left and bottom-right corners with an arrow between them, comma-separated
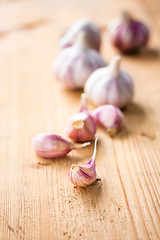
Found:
74,141 -> 91,149
91,137 -> 98,160
80,93 -> 87,111
122,11 -> 131,22
73,31 -> 89,50
87,137 -> 98,165
109,55 -> 121,77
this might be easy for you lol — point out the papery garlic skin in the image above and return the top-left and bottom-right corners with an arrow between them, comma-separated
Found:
84,55 -> 134,108
33,134 -> 90,159
108,12 -> 149,52
59,19 -> 101,51
92,105 -> 124,136
54,32 -> 106,90
66,93 -> 96,143
69,138 -> 98,187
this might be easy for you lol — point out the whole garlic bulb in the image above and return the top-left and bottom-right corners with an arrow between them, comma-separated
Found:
84,55 -> 134,108
54,32 -> 106,90
108,11 -> 149,52
66,93 -> 96,143
59,19 -> 101,51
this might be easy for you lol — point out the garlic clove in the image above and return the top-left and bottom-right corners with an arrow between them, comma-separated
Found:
59,19 -> 101,51
33,134 -> 90,159
84,55 -> 134,108
69,138 -> 98,187
54,32 -> 106,90
91,104 -> 124,136
66,93 -> 96,143
108,11 -> 149,52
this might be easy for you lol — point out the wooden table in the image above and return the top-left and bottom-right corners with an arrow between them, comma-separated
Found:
0,0 -> 160,239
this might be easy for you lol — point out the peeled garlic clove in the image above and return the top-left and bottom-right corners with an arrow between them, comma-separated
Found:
59,19 -> 101,51
84,55 -> 134,108
54,32 -> 106,90
69,138 -> 98,187
92,105 -> 124,136
33,134 -> 90,159
108,11 -> 149,52
66,93 -> 96,143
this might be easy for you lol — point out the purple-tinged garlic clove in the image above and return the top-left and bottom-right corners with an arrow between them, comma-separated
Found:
69,138 -> 98,187
59,19 -> 101,51
92,104 -> 124,136
66,93 -> 96,143
33,134 -> 90,159
108,11 -> 149,53
84,55 -> 134,108
54,32 -> 106,90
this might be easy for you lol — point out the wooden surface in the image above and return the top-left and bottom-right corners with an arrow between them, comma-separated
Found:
0,0 -> 160,239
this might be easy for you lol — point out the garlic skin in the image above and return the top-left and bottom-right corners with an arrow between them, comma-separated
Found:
108,11 -> 149,52
33,134 -> 90,159
59,19 -> 101,51
54,32 -> 106,90
69,138 -> 98,187
66,93 -> 96,143
92,105 -> 124,136
84,55 -> 134,108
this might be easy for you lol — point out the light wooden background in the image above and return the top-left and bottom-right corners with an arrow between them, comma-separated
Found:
0,0 -> 160,239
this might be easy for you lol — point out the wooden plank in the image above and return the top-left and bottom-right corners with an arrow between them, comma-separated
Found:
0,0 -> 160,239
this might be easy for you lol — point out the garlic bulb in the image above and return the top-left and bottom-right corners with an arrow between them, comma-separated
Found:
108,11 -> 149,52
66,93 -> 96,143
33,134 -> 90,159
84,55 -> 134,108
54,32 -> 106,90
69,138 -> 98,187
59,19 -> 101,51
92,105 -> 124,136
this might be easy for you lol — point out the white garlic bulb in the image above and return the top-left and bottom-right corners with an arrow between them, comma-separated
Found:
84,55 -> 134,108
59,19 -> 101,51
108,11 -> 149,53
54,32 -> 106,90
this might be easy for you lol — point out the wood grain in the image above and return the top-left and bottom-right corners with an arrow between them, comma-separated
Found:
0,0 -> 160,239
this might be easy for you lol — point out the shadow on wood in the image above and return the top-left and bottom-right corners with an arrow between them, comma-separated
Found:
123,47 -> 160,61
72,179 -> 103,206
116,102 -> 146,138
